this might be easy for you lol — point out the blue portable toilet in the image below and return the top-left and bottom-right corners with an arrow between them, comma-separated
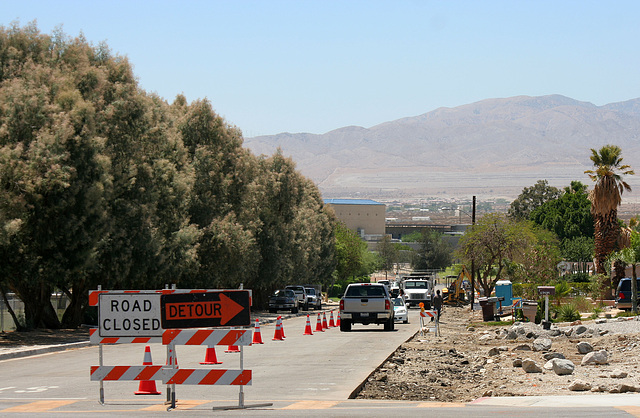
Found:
494,280 -> 513,311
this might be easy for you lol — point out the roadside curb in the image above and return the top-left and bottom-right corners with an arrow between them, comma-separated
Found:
0,341 -> 92,361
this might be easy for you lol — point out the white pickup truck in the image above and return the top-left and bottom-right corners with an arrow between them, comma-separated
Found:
339,283 -> 394,332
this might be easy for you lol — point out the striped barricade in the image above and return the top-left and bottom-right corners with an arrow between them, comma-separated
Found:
90,366 -> 251,385
419,310 -> 440,336
89,328 -> 162,345
162,328 -> 252,347
164,369 -> 251,385
90,365 -> 164,381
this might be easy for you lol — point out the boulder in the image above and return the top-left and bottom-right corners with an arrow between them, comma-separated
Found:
568,379 -> 592,391
609,384 -> 639,393
513,344 -> 532,351
513,358 -> 523,367
543,352 -> 565,360
610,370 -> 628,379
522,358 -> 542,373
576,341 -> 594,354
574,325 -> 588,335
581,350 -> 609,366
488,347 -> 500,356
505,330 -> 518,340
550,358 -> 575,375
533,337 -> 552,352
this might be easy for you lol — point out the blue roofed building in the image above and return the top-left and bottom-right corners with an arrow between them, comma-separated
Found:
324,198 -> 386,242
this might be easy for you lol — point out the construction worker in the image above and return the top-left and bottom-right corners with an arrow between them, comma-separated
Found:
433,290 -> 443,321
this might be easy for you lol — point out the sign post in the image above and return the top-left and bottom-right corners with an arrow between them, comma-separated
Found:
538,286 -> 556,324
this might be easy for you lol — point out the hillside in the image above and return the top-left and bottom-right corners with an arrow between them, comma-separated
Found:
244,95 -> 640,201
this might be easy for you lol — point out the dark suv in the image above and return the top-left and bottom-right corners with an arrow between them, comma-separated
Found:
615,277 -> 640,311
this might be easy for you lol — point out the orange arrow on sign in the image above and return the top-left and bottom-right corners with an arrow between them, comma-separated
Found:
164,293 -> 245,325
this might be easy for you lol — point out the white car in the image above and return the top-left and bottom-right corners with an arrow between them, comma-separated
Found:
393,297 -> 409,323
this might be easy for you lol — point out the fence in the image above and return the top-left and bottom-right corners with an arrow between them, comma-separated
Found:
0,293 -> 69,332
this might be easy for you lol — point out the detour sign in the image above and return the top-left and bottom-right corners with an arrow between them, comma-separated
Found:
161,290 -> 251,329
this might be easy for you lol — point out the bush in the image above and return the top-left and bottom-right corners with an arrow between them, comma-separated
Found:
565,272 -> 590,283
557,303 -> 581,322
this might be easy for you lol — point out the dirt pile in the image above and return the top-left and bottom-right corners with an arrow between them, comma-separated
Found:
356,306 -> 640,402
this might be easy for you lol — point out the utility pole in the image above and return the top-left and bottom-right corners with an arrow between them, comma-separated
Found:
470,196 -> 476,310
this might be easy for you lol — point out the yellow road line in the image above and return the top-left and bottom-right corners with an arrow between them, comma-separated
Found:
617,406 -> 640,417
282,401 -> 339,409
417,402 -> 466,408
140,400 -> 210,411
2,400 -> 77,412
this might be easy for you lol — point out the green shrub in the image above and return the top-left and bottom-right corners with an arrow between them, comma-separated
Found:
557,303 -> 581,322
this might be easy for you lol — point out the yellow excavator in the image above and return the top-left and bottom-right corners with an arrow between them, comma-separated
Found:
442,265 -> 470,305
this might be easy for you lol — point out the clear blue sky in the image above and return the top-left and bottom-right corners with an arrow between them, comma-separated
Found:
3,1 -> 640,137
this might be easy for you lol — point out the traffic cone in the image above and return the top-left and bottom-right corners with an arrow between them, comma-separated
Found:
336,312 -> 341,326
303,314 -> 313,335
200,345 -> 223,364
322,312 -> 329,330
225,327 -> 240,352
134,346 -> 161,395
315,313 -> 324,332
272,316 -> 285,341
329,310 -> 336,327
252,318 -> 264,344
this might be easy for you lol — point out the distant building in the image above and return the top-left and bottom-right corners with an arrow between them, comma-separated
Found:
324,199 -> 386,241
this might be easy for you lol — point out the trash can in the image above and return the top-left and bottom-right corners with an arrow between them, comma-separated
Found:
479,297 -> 496,322
521,301 -> 538,322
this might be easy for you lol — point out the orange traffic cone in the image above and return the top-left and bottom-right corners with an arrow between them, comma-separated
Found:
252,318 -> 264,344
329,310 -> 336,327
225,343 -> 240,353
135,346 -> 161,395
336,312 -> 341,326
303,314 -> 314,335
315,313 -> 324,332
322,312 -> 329,330
273,316 -> 285,341
201,345 -> 223,364
226,327 -> 241,352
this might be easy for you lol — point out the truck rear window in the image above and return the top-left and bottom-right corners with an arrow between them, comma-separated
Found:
346,286 -> 385,297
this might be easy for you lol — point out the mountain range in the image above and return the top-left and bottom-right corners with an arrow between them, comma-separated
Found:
244,95 -> 640,202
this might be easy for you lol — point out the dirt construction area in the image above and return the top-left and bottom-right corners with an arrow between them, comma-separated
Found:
356,306 -> 640,402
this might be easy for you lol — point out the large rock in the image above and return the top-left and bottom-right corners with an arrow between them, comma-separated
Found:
610,370 -> 628,378
522,358 -> 542,373
533,337 -> 552,352
581,349 -> 609,365
609,384 -> 639,393
550,358 -> 575,375
576,341 -> 594,354
574,325 -> 588,335
569,380 -> 592,391
543,352 -> 565,360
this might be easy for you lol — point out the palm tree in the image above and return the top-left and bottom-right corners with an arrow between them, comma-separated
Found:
584,145 -> 634,296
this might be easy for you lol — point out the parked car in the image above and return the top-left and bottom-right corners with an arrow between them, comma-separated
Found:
392,297 -> 409,323
615,277 -> 640,311
268,289 -> 298,313
304,287 -> 322,310
285,285 -> 308,310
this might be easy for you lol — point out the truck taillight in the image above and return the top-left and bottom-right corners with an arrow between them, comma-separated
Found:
340,299 -> 344,311
385,299 -> 390,310
619,292 -> 625,300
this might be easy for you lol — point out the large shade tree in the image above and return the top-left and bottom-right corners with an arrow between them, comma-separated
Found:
584,145 -> 634,296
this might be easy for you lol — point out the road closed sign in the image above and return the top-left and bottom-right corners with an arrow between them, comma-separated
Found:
98,293 -> 162,337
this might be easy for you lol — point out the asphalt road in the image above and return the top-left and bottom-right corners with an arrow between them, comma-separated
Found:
1,309 -> 640,416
